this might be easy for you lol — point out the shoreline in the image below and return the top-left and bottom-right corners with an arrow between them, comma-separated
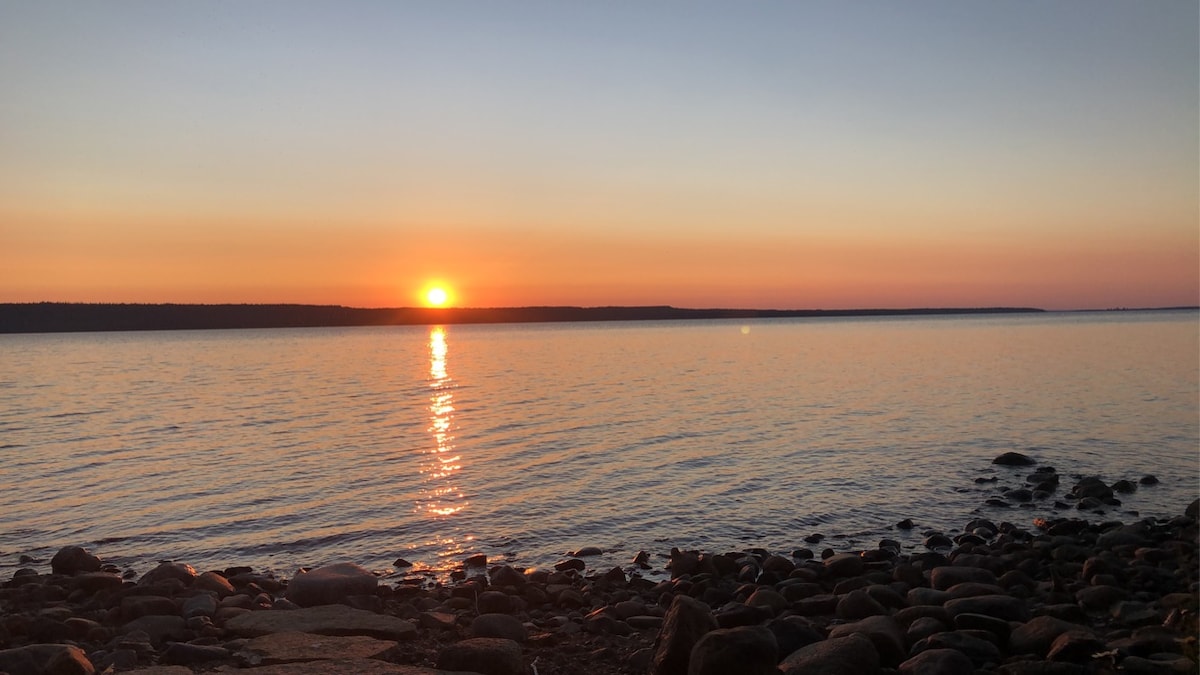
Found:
2,456 -> 1197,674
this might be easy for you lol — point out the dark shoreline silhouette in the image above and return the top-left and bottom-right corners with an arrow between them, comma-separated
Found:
0,302 -> 1038,334
0,302 -> 1190,334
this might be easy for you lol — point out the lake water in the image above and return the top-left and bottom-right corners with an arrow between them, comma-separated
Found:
1,311 -> 1196,581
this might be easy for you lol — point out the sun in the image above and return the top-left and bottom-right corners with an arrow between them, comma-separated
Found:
424,285 -> 451,307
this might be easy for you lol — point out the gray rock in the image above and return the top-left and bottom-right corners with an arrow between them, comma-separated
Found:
779,632 -> 881,674
652,594 -> 717,675
182,593 -> 218,619
687,625 -> 778,675
436,637 -> 523,675
476,590 -> 512,614
285,563 -> 378,608
121,595 -> 178,619
898,648 -> 975,675
469,613 -> 527,642
226,605 -> 416,641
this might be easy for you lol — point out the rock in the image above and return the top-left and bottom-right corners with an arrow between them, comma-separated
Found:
121,595 -> 178,619
160,642 -> 231,666
907,587 -> 951,606
139,561 -> 197,586
1075,584 -> 1127,611
1112,479 -> 1137,494
1045,629 -> 1106,662
553,558 -> 585,572
239,631 -> 396,665
463,553 -> 487,568
72,571 -> 124,594
0,644 -> 95,675
226,605 -> 416,641
1071,476 -> 1112,501
745,588 -> 788,614
911,630 -> 1002,667
469,613 -> 527,642
652,594 -> 717,675
418,612 -> 457,630
896,518 -> 915,530
778,632 -> 881,675
835,589 -> 887,620
285,563 -> 377,608
569,546 -> 603,556
906,616 -> 947,643
823,552 -> 865,577
476,590 -> 513,614
714,603 -> 772,628
50,546 -> 103,575
181,593 -> 217,619
993,452 -> 1036,466
931,566 -> 998,590
828,615 -> 905,666
436,637 -> 523,675
687,625 -> 777,675
898,648 -> 975,675
766,617 -> 823,657
1138,474 -> 1159,485
1186,498 -> 1199,519
489,565 -> 526,587
953,612 -> 1011,640
1009,616 -> 1090,656
119,615 -> 189,643
194,571 -> 236,596
945,594 -> 1030,622
234,659 -> 453,674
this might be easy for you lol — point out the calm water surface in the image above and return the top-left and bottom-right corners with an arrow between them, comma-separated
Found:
1,311 -> 1196,579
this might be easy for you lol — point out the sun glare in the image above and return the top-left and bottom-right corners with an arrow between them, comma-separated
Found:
424,286 -> 450,307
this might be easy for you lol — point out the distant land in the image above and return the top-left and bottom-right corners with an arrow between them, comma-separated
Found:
0,302 -> 1058,334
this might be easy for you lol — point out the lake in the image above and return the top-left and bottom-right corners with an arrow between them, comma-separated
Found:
1,310 -> 1196,580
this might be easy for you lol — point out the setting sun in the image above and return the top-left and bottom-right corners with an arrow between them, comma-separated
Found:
424,286 -> 450,307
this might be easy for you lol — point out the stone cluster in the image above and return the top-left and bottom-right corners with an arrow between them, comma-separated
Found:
1,457 -> 1196,675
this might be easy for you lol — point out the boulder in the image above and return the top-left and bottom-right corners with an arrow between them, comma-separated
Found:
1008,616 -> 1090,656
652,594 -> 717,675
993,452 -> 1036,466
194,571 -> 236,597
50,546 -> 103,576
931,566 -> 997,591
827,615 -> 905,666
469,613 -> 527,642
779,632 -> 880,675
0,644 -> 95,675
239,631 -> 396,665
823,552 -> 865,577
139,561 -> 197,586
687,625 -> 778,675
911,630 -> 1002,667
226,605 -> 416,641
285,563 -> 377,608
945,594 -> 1030,622
436,638 -> 523,675
898,648 -> 975,675
835,589 -> 887,620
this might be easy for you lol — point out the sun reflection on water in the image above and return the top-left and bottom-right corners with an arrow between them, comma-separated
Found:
418,327 -> 467,519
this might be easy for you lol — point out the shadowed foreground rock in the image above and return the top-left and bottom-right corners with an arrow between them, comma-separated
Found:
1,469 -> 1196,675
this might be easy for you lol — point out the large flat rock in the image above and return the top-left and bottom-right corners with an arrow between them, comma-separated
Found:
225,605 -> 417,641
221,659 -> 478,674
241,631 -> 397,665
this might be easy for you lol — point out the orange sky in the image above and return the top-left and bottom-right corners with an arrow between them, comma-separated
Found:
2,3 -> 1197,310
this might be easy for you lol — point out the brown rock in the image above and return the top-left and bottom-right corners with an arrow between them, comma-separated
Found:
285,562 -> 378,608
898,648 -> 975,675
688,625 -> 778,675
436,637 -> 523,675
50,546 -> 103,576
779,632 -> 881,675
226,605 -> 416,641
652,594 -> 717,675
240,631 -> 396,665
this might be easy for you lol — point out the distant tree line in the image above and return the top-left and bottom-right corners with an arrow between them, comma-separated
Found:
0,303 -> 1048,334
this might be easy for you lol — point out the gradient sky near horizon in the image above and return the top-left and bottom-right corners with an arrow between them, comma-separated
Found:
2,1 -> 1197,310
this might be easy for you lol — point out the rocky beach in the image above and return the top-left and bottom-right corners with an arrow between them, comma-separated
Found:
2,454 -> 1197,675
